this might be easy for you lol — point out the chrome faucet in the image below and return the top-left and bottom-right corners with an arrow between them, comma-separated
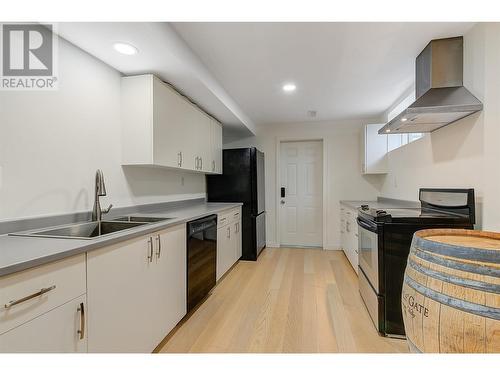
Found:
92,169 -> 113,221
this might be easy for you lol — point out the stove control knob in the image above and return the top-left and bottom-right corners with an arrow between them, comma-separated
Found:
361,204 -> 369,211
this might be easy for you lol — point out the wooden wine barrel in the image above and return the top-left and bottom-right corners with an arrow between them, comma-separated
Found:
402,229 -> 500,353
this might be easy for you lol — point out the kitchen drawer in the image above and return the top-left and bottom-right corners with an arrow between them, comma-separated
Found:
0,254 -> 86,335
0,295 -> 87,353
217,207 -> 241,228
230,208 -> 241,223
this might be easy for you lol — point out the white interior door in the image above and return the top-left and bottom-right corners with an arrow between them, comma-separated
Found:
279,141 -> 323,247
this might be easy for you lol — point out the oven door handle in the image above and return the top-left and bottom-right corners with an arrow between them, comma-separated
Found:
357,217 -> 378,233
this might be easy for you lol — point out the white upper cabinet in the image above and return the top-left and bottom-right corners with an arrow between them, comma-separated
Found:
210,119 -> 223,174
121,74 -> 222,174
360,123 -> 388,174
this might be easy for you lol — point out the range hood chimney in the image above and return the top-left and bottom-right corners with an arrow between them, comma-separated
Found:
379,36 -> 483,135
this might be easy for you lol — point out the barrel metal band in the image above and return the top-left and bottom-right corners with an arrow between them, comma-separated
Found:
412,247 -> 500,278
408,259 -> 500,294
413,236 -> 500,264
404,275 -> 500,320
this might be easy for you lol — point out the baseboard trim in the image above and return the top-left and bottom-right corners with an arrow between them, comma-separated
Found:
324,243 -> 342,251
266,242 -> 342,251
266,242 -> 280,248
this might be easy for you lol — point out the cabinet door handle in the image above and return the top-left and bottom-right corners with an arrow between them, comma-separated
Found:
227,226 -> 231,239
156,234 -> 161,258
148,237 -> 153,262
4,285 -> 56,309
177,152 -> 182,167
200,157 -> 203,170
77,302 -> 85,340
346,221 -> 350,233
212,160 -> 215,172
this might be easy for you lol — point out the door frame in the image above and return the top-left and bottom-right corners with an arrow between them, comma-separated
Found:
275,137 -> 327,249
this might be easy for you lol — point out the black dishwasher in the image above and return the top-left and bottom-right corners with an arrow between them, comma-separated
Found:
187,215 -> 217,312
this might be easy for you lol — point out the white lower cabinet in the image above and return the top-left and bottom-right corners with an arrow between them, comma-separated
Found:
234,220 -> 242,260
0,295 -> 87,353
216,207 -> 242,281
340,204 -> 359,273
152,225 -> 187,345
0,254 -> 87,353
86,224 -> 186,353
217,225 -> 232,281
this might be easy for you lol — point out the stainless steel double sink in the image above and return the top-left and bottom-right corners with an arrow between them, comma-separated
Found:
10,216 -> 175,240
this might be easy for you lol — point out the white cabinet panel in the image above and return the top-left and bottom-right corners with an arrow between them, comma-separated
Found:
234,220 -> 242,261
87,224 -> 187,353
153,225 -> 186,345
217,225 -> 232,281
0,295 -> 87,353
0,254 -> 86,336
152,77 -> 188,169
87,235 -> 156,353
361,123 -> 388,174
194,110 -> 212,173
216,208 -> 242,281
210,119 -> 223,174
339,204 -> 359,274
120,75 -> 154,165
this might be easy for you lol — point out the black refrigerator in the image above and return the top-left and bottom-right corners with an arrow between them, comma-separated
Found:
206,147 -> 266,261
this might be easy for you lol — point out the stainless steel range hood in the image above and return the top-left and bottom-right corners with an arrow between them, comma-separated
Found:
379,36 -> 483,135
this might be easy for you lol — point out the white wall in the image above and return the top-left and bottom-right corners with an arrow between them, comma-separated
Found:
0,36 -> 205,221
225,120 -> 384,249
379,23 -> 500,230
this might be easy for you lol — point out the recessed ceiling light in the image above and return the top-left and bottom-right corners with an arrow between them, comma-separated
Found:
282,83 -> 296,93
401,117 -> 408,122
113,42 -> 138,55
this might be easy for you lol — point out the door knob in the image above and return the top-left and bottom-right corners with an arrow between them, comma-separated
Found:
280,200 -> 285,205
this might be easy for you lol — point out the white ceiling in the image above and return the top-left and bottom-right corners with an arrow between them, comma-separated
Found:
172,22 -> 475,125
56,22 -> 256,139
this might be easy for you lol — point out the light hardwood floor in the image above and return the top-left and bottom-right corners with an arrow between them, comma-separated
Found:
158,248 -> 409,353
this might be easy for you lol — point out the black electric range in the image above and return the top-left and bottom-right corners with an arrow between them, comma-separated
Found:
357,188 -> 476,337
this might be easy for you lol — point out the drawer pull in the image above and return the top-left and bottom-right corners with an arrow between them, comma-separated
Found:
156,234 -> 162,259
4,285 -> 56,309
77,302 -> 85,340
148,237 -> 154,262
